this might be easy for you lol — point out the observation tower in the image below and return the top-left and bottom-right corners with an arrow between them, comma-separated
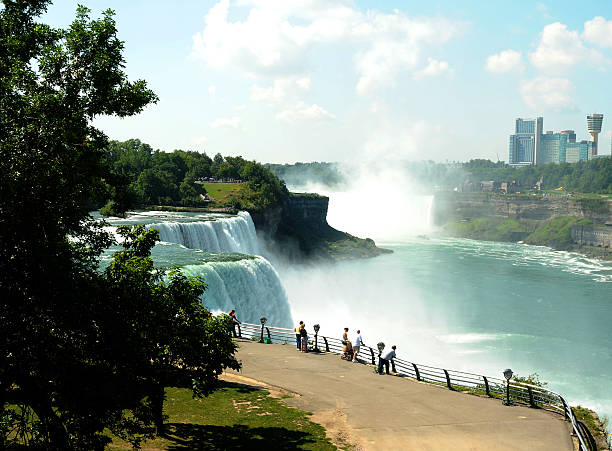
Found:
587,113 -> 603,156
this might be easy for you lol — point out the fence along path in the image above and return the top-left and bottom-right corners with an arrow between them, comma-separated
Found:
236,320 -> 595,451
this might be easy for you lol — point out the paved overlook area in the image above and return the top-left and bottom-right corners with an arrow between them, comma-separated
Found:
225,339 -> 573,451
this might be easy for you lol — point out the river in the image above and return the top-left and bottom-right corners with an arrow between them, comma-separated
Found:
99,194 -> 612,421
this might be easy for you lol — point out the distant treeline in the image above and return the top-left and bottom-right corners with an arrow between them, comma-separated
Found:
267,158 -> 612,193
455,158 -> 612,193
102,139 -> 287,215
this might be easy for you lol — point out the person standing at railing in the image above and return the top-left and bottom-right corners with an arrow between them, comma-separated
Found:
300,324 -> 308,352
352,330 -> 364,363
294,321 -> 304,350
228,309 -> 240,338
341,327 -> 352,360
378,345 -> 397,375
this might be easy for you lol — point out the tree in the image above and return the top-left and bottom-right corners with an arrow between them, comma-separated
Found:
0,2 -> 238,448
104,226 -> 240,435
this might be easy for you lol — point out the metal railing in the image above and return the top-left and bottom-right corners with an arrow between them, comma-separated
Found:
234,320 -> 594,450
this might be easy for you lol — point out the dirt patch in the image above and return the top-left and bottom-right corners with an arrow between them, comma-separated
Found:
220,372 -> 299,399
221,372 -> 362,449
311,409 -> 363,451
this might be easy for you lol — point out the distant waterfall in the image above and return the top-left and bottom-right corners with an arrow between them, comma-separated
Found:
180,257 -> 292,327
149,211 -> 260,254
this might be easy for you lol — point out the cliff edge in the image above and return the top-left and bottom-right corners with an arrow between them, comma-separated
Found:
250,192 -> 391,262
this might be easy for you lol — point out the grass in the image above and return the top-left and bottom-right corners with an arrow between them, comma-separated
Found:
524,216 -> 593,249
202,182 -> 248,204
572,405 -> 611,450
107,382 -> 336,450
443,218 -> 536,242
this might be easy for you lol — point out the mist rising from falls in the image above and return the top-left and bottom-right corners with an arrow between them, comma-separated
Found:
289,165 -> 435,242
148,211 -> 260,254
180,257 -> 292,328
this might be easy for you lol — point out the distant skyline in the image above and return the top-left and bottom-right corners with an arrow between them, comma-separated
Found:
43,0 -> 612,163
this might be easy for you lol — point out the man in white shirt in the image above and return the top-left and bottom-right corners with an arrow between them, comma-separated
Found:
352,330 -> 364,362
377,345 -> 396,375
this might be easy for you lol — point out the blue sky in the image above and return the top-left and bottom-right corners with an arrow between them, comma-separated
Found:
43,0 -> 612,163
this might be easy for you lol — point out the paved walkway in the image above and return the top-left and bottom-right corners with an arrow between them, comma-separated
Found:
226,339 -> 573,451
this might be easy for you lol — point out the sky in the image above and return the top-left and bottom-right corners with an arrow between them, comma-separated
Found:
42,0 -> 612,164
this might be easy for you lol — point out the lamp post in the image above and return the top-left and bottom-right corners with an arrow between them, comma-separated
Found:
376,342 -> 385,374
503,368 -> 513,406
259,317 -> 267,343
313,324 -> 320,352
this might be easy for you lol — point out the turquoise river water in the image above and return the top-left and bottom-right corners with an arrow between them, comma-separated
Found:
281,237 -> 612,420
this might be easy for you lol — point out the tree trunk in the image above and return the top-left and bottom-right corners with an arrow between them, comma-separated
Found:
151,383 -> 166,436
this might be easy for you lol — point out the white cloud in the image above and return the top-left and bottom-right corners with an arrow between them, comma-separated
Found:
485,49 -> 523,73
414,58 -> 451,79
529,22 -> 606,71
208,85 -> 216,95
275,102 -> 335,123
209,116 -> 242,128
250,76 -> 311,102
354,15 -> 458,95
192,1 -> 461,95
520,77 -> 575,111
583,16 -> 612,48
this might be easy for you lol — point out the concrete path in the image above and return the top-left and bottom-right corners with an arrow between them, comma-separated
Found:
226,339 -> 573,451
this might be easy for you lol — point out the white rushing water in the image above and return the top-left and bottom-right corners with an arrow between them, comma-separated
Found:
180,256 -> 292,327
147,211 -> 260,254
101,211 -> 293,327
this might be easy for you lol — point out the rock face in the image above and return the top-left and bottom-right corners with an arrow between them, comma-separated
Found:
571,225 -> 612,248
433,192 -> 612,225
250,193 -> 390,261
281,195 -> 329,230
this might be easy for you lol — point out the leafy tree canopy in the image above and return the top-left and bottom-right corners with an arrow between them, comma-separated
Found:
103,140 -> 288,212
0,2 -> 238,448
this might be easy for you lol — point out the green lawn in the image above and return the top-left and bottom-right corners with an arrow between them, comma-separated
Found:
201,182 -> 247,204
108,382 -> 336,450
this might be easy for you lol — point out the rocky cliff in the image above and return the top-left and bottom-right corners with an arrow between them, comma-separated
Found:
571,225 -> 612,248
434,192 -> 612,258
433,192 -> 612,225
250,193 -> 390,262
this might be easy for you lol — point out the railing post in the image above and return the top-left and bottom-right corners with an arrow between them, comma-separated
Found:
483,376 -> 490,397
237,323 -> 242,338
412,363 -> 421,381
560,396 -> 569,420
444,369 -> 452,390
391,359 -> 396,373
527,386 -> 535,407
369,347 -> 375,365
322,337 -> 329,352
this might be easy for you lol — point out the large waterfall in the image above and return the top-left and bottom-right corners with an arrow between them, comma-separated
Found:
180,257 -> 292,327
101,211 -> 293,326
148,211 -> 260,254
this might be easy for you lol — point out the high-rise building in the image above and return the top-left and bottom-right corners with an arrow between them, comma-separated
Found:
509,117 -> 542,166
560,130 -> 576,143
509,116 -> 602,165
587,113 -> 603,156
539,131 -> 568,163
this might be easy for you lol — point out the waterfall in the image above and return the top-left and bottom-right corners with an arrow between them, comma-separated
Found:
102,210 -> 293,327
180,256 -> 292,327
148,211 -> 260,254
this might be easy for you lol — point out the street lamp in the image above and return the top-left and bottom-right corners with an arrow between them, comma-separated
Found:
259,317 -> 267,343
313,324 -> 320,352
503,368 -> 513,406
